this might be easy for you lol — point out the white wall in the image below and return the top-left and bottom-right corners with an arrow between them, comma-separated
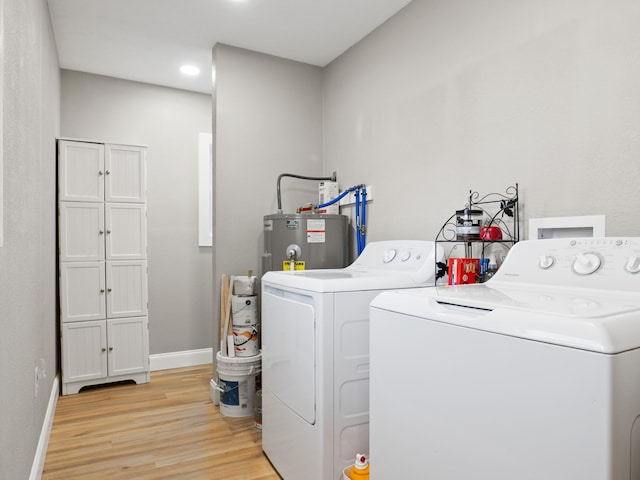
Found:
60,71 -> 213,355
323,0 -> 640,244
0,0 -> 60,478
212,44 -> 323,352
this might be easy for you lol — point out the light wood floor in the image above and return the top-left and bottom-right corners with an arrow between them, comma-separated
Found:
43,364 -> 281,479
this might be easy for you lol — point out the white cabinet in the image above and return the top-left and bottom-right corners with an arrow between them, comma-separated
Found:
59,202 -> 105,262
60,262 -> 106,322
62,317 -> 149,386
105,203 -> 147,260
57,139 -> 149,395
107,317 -> 150,376
104,144 -> 146,203
60,260 -> 148,323
58,142 -> 105,202
105,260 -> 148,318
61,320 -> 107,383
59,202 -> 147,261
58,141 -> 146,203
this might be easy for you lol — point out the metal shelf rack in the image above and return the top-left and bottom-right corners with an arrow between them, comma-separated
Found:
435,183 -> 519,284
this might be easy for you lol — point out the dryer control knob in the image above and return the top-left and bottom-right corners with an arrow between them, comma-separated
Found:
625,255 -> 640,274
539,255 -> 555,269
383,249 -> 397,263
400,251 -> 411,261
572,253 -> 601,275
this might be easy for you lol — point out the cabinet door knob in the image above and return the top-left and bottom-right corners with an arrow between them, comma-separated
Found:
99,230 -> 104,235
109,347 -> 113,351
100,288 -> 105,293
105,170 -> 111,175
98,171 -> 104,176
107,288 -> 112,292
101,348 -> 106,352
106,230 -> 111,234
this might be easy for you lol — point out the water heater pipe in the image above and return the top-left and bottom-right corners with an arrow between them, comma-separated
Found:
276,171 -> 337,214
317,183 -> 368,256
316,185 -> 357,209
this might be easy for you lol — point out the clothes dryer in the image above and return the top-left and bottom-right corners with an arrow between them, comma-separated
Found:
370,237 -> 640,480
261,240 -> 442,480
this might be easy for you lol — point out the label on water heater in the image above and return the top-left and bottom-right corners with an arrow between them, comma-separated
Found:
286,219 -> 299,230
307,219 -> 326,243
282,260 -> 305,271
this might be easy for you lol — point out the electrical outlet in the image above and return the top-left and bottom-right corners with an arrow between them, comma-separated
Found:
38,358 -> 47,380
34,359 -> 47,398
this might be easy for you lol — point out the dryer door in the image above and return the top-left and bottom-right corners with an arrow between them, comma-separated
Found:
262,286 -> 316,424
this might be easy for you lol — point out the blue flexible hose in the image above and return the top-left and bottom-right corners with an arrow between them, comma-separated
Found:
316,183 -> 368,255
316,186 -> 354,209
356,188 -> 362,254
360,187 -> 367,254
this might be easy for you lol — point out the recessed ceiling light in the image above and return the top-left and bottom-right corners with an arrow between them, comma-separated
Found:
180,65 -> 200,76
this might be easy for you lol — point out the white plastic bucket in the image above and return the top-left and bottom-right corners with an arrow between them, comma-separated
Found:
216,352 -> 262,418
343,466 -> 350,480
232,324 -> 260,357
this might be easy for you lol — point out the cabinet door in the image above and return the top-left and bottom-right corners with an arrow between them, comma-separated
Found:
62,320 -> 107,383
58,140 -> 105,202
60,262 -> 106,322
105,203 -> 147,260
59,202 -> 105,262
106,260 -> 148,318
105,144 -> 147,203
107,317 -> 149,376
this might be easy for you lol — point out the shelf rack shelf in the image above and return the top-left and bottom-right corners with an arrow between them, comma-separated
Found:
435,183 -> 519,284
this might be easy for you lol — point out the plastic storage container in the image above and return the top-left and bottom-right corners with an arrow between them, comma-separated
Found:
455,209 -> 483,240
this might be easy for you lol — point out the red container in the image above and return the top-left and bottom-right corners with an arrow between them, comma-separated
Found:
480,225 -> 502,240
448,258 -> 480,285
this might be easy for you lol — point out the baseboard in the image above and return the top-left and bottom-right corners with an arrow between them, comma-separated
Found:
149,348 -> 213,371
30,374 -> 59,480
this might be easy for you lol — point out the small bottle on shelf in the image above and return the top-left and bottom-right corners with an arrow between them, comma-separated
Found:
483,254 -> 498,281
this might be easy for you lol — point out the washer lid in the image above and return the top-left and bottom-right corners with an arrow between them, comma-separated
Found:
371,285 -> 640,354
434,283 -> 640,318
262,240 -> 442,292
263,269 -> 434,292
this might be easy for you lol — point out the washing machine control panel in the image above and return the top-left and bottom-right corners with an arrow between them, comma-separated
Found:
538,255 -> 555,269
625,255 -> 640,274
382,248 -> 417,263
349,240 -> 440,276
571,252 -> 602,275
382,249 -> 397,263
492,237 -> 640,292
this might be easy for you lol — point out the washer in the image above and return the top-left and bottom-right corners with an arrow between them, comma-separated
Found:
261,240 -> 443,480
369,237 -> 640,480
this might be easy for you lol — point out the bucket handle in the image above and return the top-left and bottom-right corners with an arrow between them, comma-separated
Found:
220,364 -> 258,374
215,362 -> 259,385
211,379 -> 224,393
211,379 -> 240,394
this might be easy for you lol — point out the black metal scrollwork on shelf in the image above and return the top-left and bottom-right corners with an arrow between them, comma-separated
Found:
434,183 -> 520,284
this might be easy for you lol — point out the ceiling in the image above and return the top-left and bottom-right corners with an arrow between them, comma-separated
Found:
47,0 -> 412,94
